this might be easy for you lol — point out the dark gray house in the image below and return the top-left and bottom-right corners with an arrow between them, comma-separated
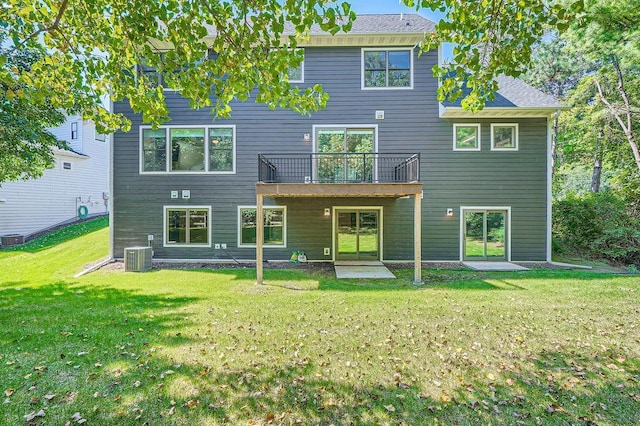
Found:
110,14 -> 563,282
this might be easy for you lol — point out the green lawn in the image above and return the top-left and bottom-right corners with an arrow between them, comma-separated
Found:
1,217 -> 639,425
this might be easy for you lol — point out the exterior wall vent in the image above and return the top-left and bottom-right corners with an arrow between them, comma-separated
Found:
124,246 -> 152,272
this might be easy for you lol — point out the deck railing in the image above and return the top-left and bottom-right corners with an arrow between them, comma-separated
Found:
258,153 -> 420,184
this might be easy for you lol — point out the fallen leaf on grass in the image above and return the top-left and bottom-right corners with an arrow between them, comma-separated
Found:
384,404 -> 395,412
4,389 -> 14,397
44,394 -> 57,401
33,366 -> 47,371
69,412 -> 87,423
168,406 -> 176,416
24,409 -> 45,421
184,400 -> 199,409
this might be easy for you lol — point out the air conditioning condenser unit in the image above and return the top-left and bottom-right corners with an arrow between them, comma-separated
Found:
124,246 -> 152,272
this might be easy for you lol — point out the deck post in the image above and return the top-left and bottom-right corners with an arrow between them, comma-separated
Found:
414,191 -> 423,284
256,194 -> 264,284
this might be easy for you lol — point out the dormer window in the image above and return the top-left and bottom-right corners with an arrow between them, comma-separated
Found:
362,48 -> 413,90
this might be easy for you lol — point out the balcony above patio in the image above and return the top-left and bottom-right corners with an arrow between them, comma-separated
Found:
256,152 -> 422,198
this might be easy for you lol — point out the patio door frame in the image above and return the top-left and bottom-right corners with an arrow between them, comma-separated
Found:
459,206 -> 511,262
332,206 -> 383,262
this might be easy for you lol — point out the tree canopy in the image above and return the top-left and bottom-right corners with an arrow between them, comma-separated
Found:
1,0 -> 582,182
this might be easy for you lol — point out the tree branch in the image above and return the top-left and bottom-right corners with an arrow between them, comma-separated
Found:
12,0 -> 69,51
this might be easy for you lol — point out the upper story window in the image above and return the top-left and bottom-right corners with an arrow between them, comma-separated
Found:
287,49 -> 304,83
95,133 -> 106,143
491,123 -> 519,151
453,123 -> 481,151
362,48 -> 413,90
140,125 -> 235,174
71,122 -> 78,140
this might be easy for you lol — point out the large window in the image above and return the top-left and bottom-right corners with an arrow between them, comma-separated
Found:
140,126 -> 235,173
453,123 -> 481,151
314,126 -> 376,183
238,206 -> 286,247
491,123 -> 519,151
362,48 -> 412,89
165,207 -> 210,247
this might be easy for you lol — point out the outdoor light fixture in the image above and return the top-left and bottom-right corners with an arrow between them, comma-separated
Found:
446,208 -> 454,217
324,208 -> 331,217
303,133 -> 311,142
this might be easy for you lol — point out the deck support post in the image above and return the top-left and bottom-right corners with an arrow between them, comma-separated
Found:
256,194 -> 264,284
414,191 -> 423,284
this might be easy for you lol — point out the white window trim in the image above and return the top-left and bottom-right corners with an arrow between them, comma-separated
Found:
288,49 -> 304,83
361,47 -> 414,90
453,123 -> 481,151
163,205 -> 212,248
237,205 -> 287,248
139,125 -> 236,175
459,206 -> 512,262
490,123 -> 519,151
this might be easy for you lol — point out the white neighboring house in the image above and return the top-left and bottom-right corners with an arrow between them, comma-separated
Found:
0,115 -> 109,245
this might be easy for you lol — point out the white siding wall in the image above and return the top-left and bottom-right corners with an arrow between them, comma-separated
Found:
0,117 -> 109,238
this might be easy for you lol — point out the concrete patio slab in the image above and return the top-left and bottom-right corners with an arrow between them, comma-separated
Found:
334,264 -> 396,279
463,261 -> 529,271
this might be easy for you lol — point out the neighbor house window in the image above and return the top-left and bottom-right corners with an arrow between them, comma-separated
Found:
71,122 -> 78,140
491,123 -> 519,150
95,133 -> 106,142
62,162 -> 72,170
140,126 -> 235,173
362,48 -> 412,89
287,49 -> 304,83
165,207 -> 210,246
453,123 -> 481,151
238,206 -> 286,247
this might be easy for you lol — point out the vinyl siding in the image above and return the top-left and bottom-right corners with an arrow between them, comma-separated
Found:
112,46 -> 548,261
0,118 -> 109,238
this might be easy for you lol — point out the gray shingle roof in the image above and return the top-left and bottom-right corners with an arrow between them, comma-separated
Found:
443,75 -> 564,109
284,13 -> 436,35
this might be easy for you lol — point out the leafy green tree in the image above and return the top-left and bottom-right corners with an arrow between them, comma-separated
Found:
0,41 -> 67,182
1,0 -> 582,183
522,35 -> 589,176
565,0 -> 640,176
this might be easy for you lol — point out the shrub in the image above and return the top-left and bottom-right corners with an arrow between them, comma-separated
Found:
553,193 -> 640,265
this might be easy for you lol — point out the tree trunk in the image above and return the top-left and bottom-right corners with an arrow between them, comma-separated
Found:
594,57 -> 640,174
591,159 -> 602,193
591,129 -> 602,193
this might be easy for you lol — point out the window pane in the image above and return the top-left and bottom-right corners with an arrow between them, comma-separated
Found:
167,210 -> 187,244
143,129 -> 167,171
288,64 -> 303,81
389,69 -> 410,87
264,209 -> 284,245
317,129 -> 346,152
364,70 -> 386,87
456,126 -> 478,149
493,126 -> 516,148
241,209 -> 257,244
388,51 -> 410,69
189,210 -> 209,244
209,128 -> 234,171
171,128 -> 205,171
364,51 -> 386,70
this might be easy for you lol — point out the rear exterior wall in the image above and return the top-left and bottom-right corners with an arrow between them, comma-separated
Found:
112,46 -> 548,262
